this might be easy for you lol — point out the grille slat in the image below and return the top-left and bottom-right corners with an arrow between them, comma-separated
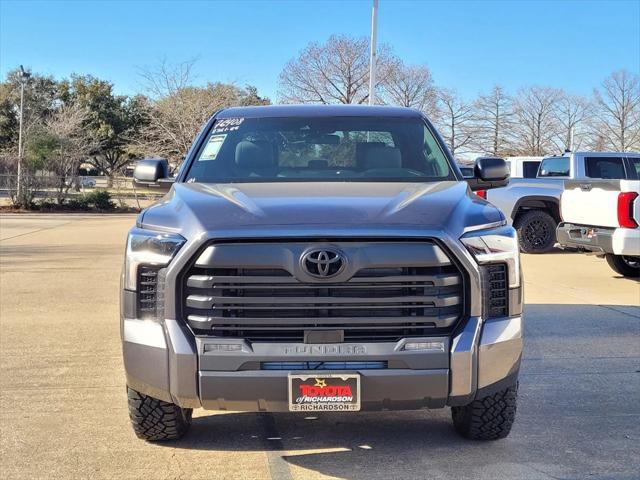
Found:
183,242 -> 464,342
187,314 -> 458,327
186,293 -> 461,308
187,273 -> 461,288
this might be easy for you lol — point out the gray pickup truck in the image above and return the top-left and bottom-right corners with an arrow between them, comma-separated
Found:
122,105 -> 523,442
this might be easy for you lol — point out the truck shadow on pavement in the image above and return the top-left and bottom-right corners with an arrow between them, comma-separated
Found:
170,410 -> 496,480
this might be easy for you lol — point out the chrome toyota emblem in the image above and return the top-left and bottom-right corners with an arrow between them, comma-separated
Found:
301,248 -> 345,278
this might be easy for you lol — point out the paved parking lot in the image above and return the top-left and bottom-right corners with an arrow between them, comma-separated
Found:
1,214 -> 639,480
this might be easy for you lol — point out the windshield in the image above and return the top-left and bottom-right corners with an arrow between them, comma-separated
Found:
184,116 -> 455,183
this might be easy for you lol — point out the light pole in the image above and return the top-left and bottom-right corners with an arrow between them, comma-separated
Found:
368,0 -> 379,105
16,65 -> 31,205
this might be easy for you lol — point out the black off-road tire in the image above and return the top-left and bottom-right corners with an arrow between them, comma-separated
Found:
127,387 -> 192,441
605,254 -> 640,278
514,210 -> 557,253
451,383 -> 518,440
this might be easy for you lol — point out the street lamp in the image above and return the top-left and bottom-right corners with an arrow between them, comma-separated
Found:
16,65 -> 31,205
368,0 -> 379,105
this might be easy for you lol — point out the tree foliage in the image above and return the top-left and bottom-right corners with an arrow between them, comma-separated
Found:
1,44 -> 639,202
381,62 -> 438,117
278,35 -> 396,104
511,87 -> 562,156
134,59 -> 271,164
590,70 -> 640,151
0,69 -> 58,155
471,86 -> 515,157
58,75 -> 147,182
435,89 -> 475,157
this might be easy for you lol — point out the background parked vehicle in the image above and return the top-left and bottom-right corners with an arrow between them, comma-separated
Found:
505,157 -> 543,179
485,152 -> 639,254
457,165 -> 475,178
556,154 -> 640,277
79,177 -> 96,188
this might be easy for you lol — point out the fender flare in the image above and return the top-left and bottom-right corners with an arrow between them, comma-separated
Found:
510,195 -> 560,222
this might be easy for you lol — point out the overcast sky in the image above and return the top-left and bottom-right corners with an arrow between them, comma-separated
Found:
1,0 -> 639,101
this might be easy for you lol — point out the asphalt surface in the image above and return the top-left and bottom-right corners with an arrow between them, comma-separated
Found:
1,214 -> 639,480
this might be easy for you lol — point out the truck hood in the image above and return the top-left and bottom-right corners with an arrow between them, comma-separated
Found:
139,181 -> 503,238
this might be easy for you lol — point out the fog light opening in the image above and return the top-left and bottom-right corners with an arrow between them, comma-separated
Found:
203,343 -> 243,353
402,341 -> 445,352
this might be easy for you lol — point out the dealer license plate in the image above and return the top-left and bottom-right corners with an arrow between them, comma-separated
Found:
288,373 -> 361,412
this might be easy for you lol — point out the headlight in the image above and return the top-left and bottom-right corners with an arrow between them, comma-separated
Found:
124,227 -> 186,291
460,225 -> 520,288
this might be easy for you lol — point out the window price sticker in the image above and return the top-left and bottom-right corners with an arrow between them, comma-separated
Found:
199,134 -> 227,161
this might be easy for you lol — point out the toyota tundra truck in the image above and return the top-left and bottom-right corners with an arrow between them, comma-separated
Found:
557,153 -> 640,277
122,105 -> 523,442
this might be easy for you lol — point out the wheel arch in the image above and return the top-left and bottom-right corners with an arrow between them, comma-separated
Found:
511,196 -> 561,224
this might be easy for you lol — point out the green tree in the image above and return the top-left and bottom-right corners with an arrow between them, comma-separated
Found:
0,94 -> 18,152
0,69 -> 59,206
136,60 -> 270,165
25,129 -> 58,171
59,75 -> 147,185
0,68 -> 58,156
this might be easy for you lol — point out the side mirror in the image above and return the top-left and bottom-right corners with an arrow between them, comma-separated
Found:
466,156 -> 510,191
133,159 -> 173,188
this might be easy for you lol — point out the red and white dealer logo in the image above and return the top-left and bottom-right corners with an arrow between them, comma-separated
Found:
297,378 -> 354,403
289,374 -> 360,411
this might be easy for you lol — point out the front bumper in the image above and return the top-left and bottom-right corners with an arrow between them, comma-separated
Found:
557,222 -> 640,256
122,309 -> 523,411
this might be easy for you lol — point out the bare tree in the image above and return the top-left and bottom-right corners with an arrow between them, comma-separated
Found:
44,103 -> 101,203
136,60 -> 270,164
512,87 -> 562,156
381,62 -> 439,117
472,85 -> 515,157
591,70 -> 640,151
139,58 -> 197,100
278,35 -> 396,104
435,89 -> 475,157
552,91 -> 591,152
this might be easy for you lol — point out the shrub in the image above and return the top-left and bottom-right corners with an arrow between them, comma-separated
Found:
35,189 -> 116,211
82,190 -> 115,211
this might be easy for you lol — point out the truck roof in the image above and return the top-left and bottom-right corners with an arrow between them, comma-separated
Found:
217,104 -> 424,119
560,151 -> 640,158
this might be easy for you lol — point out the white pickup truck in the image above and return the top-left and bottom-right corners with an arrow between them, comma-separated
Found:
556,154 -> 640,277
486,152 -> 639,254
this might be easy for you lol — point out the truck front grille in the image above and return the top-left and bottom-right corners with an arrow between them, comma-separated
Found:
182,241 -> 464,342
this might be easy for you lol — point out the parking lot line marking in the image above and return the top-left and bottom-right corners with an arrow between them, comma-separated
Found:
258,413 -> 294,480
